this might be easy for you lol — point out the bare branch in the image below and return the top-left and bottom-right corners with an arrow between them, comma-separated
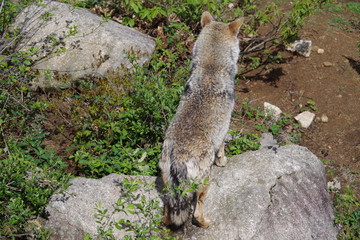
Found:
0,88 -> 31,112
240,15 -> 287,56
0,0 -> 5,15
0,31 -> 25,54
241,37 -> 278,55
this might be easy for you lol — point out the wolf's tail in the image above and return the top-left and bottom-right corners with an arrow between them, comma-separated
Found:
166,161 -> 195,227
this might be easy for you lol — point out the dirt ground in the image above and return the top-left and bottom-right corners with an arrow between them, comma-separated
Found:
235,4 -> 360,198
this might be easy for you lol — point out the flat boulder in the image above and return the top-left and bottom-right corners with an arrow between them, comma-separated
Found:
186,145 -> 337,240
12,0 -> 155,89
43,145 -> 337,240
43,174 -> 162,239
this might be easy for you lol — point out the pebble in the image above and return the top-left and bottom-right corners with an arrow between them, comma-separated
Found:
286,40 -> 312,57
264,102 -> 282,121
321,114 -> 329,123
317,48 -> 325,54
327,178 -> 341,192
259,133 -> 277,149
312,45 -> 319,51
294,111 -> 315,128
323,62 -> 333,67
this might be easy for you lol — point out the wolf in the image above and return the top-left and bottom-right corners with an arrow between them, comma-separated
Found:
159,11 -> 244,228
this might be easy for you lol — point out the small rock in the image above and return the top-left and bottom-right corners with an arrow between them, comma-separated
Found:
225,132 -> 233,142
228,3 -> 234,9
312,45 -> 319,51
286,40 -> 312,57
321,114 -> 329,123
327,178 -> 341,192
12,0 -> 156,89
264,102 -> 282,121
294,111 -> 315,128
259,133 -> 278,149
317,48 -> 325,54
323,62 -> 333,67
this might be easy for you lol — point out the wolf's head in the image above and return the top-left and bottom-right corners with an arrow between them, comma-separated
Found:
201,11 -> 244,36
191,12 -> 244,77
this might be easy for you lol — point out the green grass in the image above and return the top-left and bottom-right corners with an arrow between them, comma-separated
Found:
327,3 -> 344,13
329,16 -> 349,25
324,1 -> 360,31
323,1 -> 360,14
334,185 -> 360,240
347,2 -> 360,14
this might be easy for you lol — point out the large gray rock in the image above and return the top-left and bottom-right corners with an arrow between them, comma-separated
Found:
186,145 -> 337,240
12,0 -> 155,89
44,174 -> 163,239
43,145 -> 337,239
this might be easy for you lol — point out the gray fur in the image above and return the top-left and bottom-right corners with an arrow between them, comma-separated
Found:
159,12 -> 244,227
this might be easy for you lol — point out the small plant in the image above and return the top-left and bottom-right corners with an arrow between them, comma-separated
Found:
240,98 -> 266,120
88,0 -> 236,28
334,185 -> 360,240
85,177 -> 176,240
164,178 -> 209,200
299,99 -> 318,112
0,137 -> 70,238
226,130 -> 260,156
325,3 -> 344,13
0,0 -> 34,34
329,16 -> 349,26
306,99 -> 317,111
237,98 -> 303,144
325,1 -> 360,31
347,2 -> 360,14
240,0 -> 332,56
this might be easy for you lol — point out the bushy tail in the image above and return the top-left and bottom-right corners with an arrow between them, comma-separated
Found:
166,162 -> 195,227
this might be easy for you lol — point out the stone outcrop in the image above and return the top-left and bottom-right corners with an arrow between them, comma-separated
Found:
12,0 -> 155,89
186,145 -> 337,240
43,175 -> 162,239
43,145 -> 337,240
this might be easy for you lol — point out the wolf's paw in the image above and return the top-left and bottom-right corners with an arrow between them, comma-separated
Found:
194,213 -> 211,228
197,218 -> 211,228
215,156 -> 227,167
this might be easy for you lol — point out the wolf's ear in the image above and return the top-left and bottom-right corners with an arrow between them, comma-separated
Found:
201,11 -> 214,28
228,17 -> 244,36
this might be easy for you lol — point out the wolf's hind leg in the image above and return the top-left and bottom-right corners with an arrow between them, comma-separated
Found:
163,203 -> 172,226
215,140 -> 227,167
193,185 -> 210,228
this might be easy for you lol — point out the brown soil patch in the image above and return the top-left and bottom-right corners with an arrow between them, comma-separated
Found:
235,6 -> 360,197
